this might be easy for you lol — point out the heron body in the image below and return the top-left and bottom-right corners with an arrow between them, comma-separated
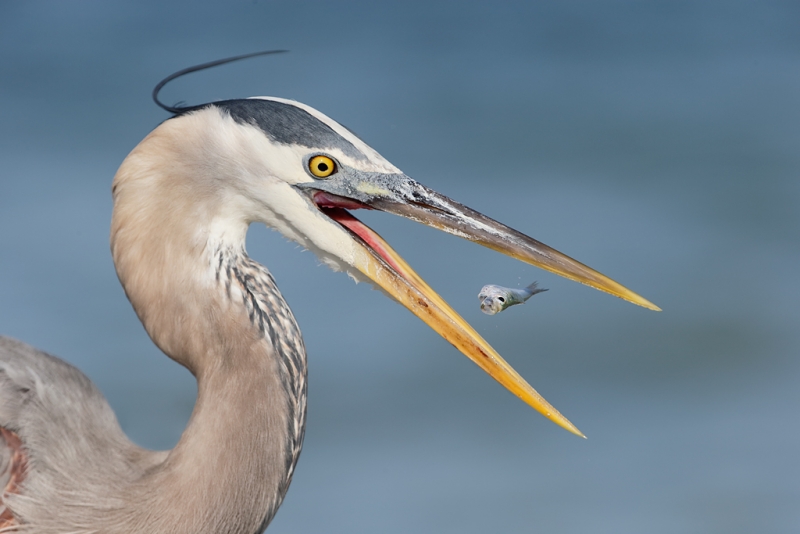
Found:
0,85 -> 658,532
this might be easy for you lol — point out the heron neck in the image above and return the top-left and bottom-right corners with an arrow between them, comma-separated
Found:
150,338 -> 304,532
119,240 -> 308,533
110,126 -> 307,531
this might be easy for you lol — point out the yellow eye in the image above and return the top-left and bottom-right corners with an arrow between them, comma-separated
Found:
309,155 -> 336,178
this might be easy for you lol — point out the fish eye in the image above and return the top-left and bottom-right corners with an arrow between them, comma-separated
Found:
309,155 -> 336,178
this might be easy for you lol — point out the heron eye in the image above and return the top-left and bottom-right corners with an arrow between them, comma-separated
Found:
309,155 -> 336,178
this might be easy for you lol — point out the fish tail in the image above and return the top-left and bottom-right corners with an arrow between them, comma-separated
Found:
525,281 -> 548,296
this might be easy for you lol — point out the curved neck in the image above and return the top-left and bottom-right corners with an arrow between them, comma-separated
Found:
109,123 -> 307,533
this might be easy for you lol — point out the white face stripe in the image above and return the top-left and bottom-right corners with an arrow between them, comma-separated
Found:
247,96 -> 402,174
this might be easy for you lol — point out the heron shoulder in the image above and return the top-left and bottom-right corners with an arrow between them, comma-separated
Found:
0,336 -> 165,531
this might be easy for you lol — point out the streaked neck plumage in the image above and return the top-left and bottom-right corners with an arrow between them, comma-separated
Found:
109,113 -> 307,533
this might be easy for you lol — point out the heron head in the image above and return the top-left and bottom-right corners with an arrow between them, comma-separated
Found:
144,95 -> 658,436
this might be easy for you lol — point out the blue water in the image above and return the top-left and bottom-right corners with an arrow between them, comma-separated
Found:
1,1 -> 798,532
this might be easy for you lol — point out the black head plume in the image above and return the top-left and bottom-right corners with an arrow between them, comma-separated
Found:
152,50 -> 288,114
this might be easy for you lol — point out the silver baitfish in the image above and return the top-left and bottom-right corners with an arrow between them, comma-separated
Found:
478,282 -> 548,315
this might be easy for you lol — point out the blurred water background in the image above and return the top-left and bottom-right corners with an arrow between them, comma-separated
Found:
1,1 -> 798,532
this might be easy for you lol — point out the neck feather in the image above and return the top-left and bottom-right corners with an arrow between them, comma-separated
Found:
107,121 -> 307,533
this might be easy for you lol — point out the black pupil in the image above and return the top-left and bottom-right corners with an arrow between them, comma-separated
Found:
317,162 -> 329,172
498,297 -> 505,302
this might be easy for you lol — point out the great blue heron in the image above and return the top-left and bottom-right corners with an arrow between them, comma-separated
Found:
0,52 -> 658,533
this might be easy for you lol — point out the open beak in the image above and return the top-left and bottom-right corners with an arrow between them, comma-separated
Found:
297,171 -> 659,437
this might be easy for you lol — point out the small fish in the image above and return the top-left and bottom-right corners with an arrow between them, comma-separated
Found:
478,282 -> 548,315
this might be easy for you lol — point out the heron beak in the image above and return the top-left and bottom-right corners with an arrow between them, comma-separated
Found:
299,171 -> 658,437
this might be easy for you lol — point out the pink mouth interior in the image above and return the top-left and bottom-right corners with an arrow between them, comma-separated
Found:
312,192 -> 405,275
312,191 -> 372,211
